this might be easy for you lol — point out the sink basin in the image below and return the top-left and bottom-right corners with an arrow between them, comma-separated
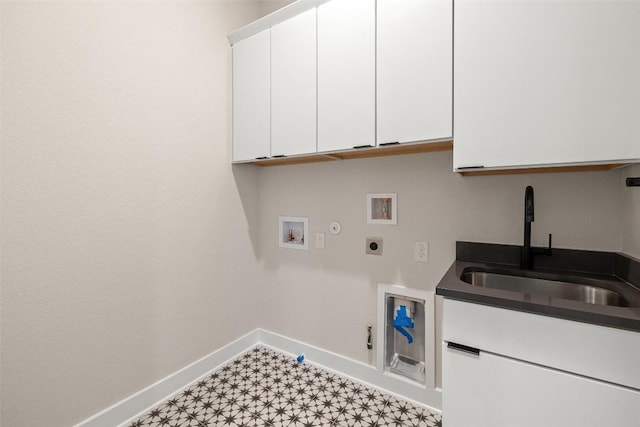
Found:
460,268 -> 640,308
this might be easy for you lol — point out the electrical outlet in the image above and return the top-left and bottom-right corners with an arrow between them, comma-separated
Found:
315,232 -> 325,249
366,237 -> 383,255
414,241 -> 428,262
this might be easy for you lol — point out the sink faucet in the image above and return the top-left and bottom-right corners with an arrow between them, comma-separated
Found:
521,186 -> 552,269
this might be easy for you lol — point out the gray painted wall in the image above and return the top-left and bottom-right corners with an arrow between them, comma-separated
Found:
256,151 -> 631,387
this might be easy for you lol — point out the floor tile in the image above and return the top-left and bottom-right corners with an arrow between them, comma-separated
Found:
127,346 -> 442,427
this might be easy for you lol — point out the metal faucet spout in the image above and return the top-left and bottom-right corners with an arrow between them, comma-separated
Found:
524,186 -> 534,223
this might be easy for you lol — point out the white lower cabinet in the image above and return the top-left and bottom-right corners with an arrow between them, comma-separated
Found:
444,344 -> 640,427
442,299 -> 640,427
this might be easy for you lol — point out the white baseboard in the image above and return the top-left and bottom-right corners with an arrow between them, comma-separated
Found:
74,329 -> 260,427
75,328 -> 441,427
257,329 -> 442,412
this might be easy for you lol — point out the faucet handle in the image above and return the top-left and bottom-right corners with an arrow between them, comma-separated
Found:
531,233 -> 553,257
546,233 -> 553,255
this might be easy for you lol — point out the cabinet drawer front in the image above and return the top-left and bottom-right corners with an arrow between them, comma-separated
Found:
443,299 -> 640,390
443,344 -> 640,427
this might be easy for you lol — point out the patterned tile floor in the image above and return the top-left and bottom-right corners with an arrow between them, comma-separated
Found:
127,346 -> 441,427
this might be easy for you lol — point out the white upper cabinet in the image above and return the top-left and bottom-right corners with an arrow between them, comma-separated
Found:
232,29 -> 270,162
271,9 -> 317,157
317,0 -> 375,152
230,0 -> 456,164
377,0 -> 452,145
454,0 -> 640,170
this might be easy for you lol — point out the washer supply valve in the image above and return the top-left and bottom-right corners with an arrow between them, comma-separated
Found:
393,305 -> 415,344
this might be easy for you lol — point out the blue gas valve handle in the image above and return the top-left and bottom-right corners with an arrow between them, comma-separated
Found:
393,305 -> 414,344
394,325 -> 414,344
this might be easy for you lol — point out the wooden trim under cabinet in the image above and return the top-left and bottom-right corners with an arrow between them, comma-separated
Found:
235,140 -> 631,175
458,163 -> 630,176
244,140 -> 453,166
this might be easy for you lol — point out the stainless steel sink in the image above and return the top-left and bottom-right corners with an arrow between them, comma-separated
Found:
460,269 -> 640,308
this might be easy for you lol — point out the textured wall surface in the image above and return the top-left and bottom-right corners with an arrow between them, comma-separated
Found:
0,2 -> 266,425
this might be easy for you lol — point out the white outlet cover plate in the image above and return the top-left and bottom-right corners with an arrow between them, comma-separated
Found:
315,232 -> 325,249
414,241 -> 428,263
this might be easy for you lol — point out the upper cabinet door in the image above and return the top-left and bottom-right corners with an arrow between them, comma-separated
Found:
377,0 -> 452,145
271,9 -> 317,157
317,0 -> 375,152
232,29 -> 270,162
454,0 -> 640,170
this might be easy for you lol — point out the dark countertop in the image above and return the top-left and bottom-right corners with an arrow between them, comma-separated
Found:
436,242 -> 640,332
